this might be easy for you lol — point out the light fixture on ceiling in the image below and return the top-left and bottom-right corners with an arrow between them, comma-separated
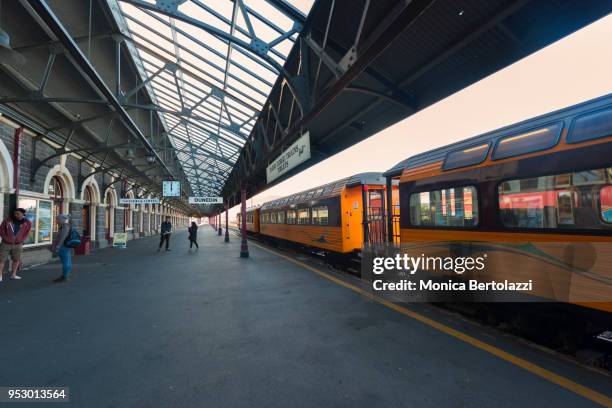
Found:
145,152 -> 156,164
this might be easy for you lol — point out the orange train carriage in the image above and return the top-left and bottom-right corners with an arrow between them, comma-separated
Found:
385,93 -> 612,339
243,173 -> 399,254
237,206 -> 260,234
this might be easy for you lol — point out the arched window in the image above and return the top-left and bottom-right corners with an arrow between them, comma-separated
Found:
49,176 -> 64,233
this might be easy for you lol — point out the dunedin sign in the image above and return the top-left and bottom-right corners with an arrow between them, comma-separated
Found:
266,132 -> 311,184
188,197 -> 223,204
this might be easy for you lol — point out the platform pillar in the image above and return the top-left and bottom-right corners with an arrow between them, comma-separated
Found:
224,201 -> 229,243
8,127 -> 24,212
240,184 -> 248,258
218,213 -> 222,235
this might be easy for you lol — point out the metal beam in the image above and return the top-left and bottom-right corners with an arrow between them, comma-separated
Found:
265,0 -> 306,24
22,0 -> 175,180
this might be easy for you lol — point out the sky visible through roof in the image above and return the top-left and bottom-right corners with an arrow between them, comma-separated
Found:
113,0 -> 314,197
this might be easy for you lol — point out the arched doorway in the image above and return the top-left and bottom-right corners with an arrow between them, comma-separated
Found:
104,188 -> 117,242
123,188 -> 134,234
82,185 -> 93,238
79,175 -> 101,247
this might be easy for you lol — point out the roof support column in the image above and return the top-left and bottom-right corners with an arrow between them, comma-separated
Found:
224,201 -> 229,243
240,184 -> 248,258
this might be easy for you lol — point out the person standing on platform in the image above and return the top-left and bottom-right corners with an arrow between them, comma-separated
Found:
158,216 -> 172,252
0,208 -> 32,282
51,214 -> 73,283
188,221 -> 199,251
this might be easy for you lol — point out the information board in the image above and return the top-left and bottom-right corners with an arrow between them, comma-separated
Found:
266,132 -> 310,183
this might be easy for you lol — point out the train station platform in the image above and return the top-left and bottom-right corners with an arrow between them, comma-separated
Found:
0,228 -> 610,407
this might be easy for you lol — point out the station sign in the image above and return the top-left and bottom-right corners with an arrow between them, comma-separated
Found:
266,131 -> 311,184
162,180 -> 181,197
188,196 -> 223,204
119,198 -> 160,205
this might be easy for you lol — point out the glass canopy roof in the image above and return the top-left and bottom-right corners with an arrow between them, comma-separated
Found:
110,0 -> 314,197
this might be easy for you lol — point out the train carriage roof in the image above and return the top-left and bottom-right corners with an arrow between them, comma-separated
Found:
384,93 -> 612,177
260,172 -> 385,210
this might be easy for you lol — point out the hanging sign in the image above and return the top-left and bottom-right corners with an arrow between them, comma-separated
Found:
266,131 -> 311,184
189,197 -> 223,204
119,198 -> 160,205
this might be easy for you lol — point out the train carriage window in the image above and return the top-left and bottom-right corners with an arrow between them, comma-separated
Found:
498,166 -> 612,229
409,186 -> 478,227
568,107 -> 612,143
277,211 -> 286,224
556,191 -> 576,225
601,186 -> 612,223
311,206 -> 329,225
442,143 -> 489,170
297,208 -> 310,225
287,209 -> 297,224
492,122 -> 563,160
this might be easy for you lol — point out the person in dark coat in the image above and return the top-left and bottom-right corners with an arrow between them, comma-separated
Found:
188,222 -> 198,250
158,216 -> 172,252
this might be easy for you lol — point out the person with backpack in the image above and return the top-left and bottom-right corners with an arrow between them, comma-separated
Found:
0,208 -> 33,282
51,214 -> 74,283
188,221 -> 198,251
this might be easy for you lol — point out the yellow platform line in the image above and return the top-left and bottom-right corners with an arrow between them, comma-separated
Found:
251,242 -> 612,407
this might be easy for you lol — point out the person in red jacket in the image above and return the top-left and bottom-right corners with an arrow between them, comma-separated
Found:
0,208 -> 32,282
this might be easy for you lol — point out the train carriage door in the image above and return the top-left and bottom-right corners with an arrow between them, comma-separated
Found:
363,186 -> 386,244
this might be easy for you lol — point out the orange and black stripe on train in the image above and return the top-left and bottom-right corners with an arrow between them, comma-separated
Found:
385,93 -> 612,318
